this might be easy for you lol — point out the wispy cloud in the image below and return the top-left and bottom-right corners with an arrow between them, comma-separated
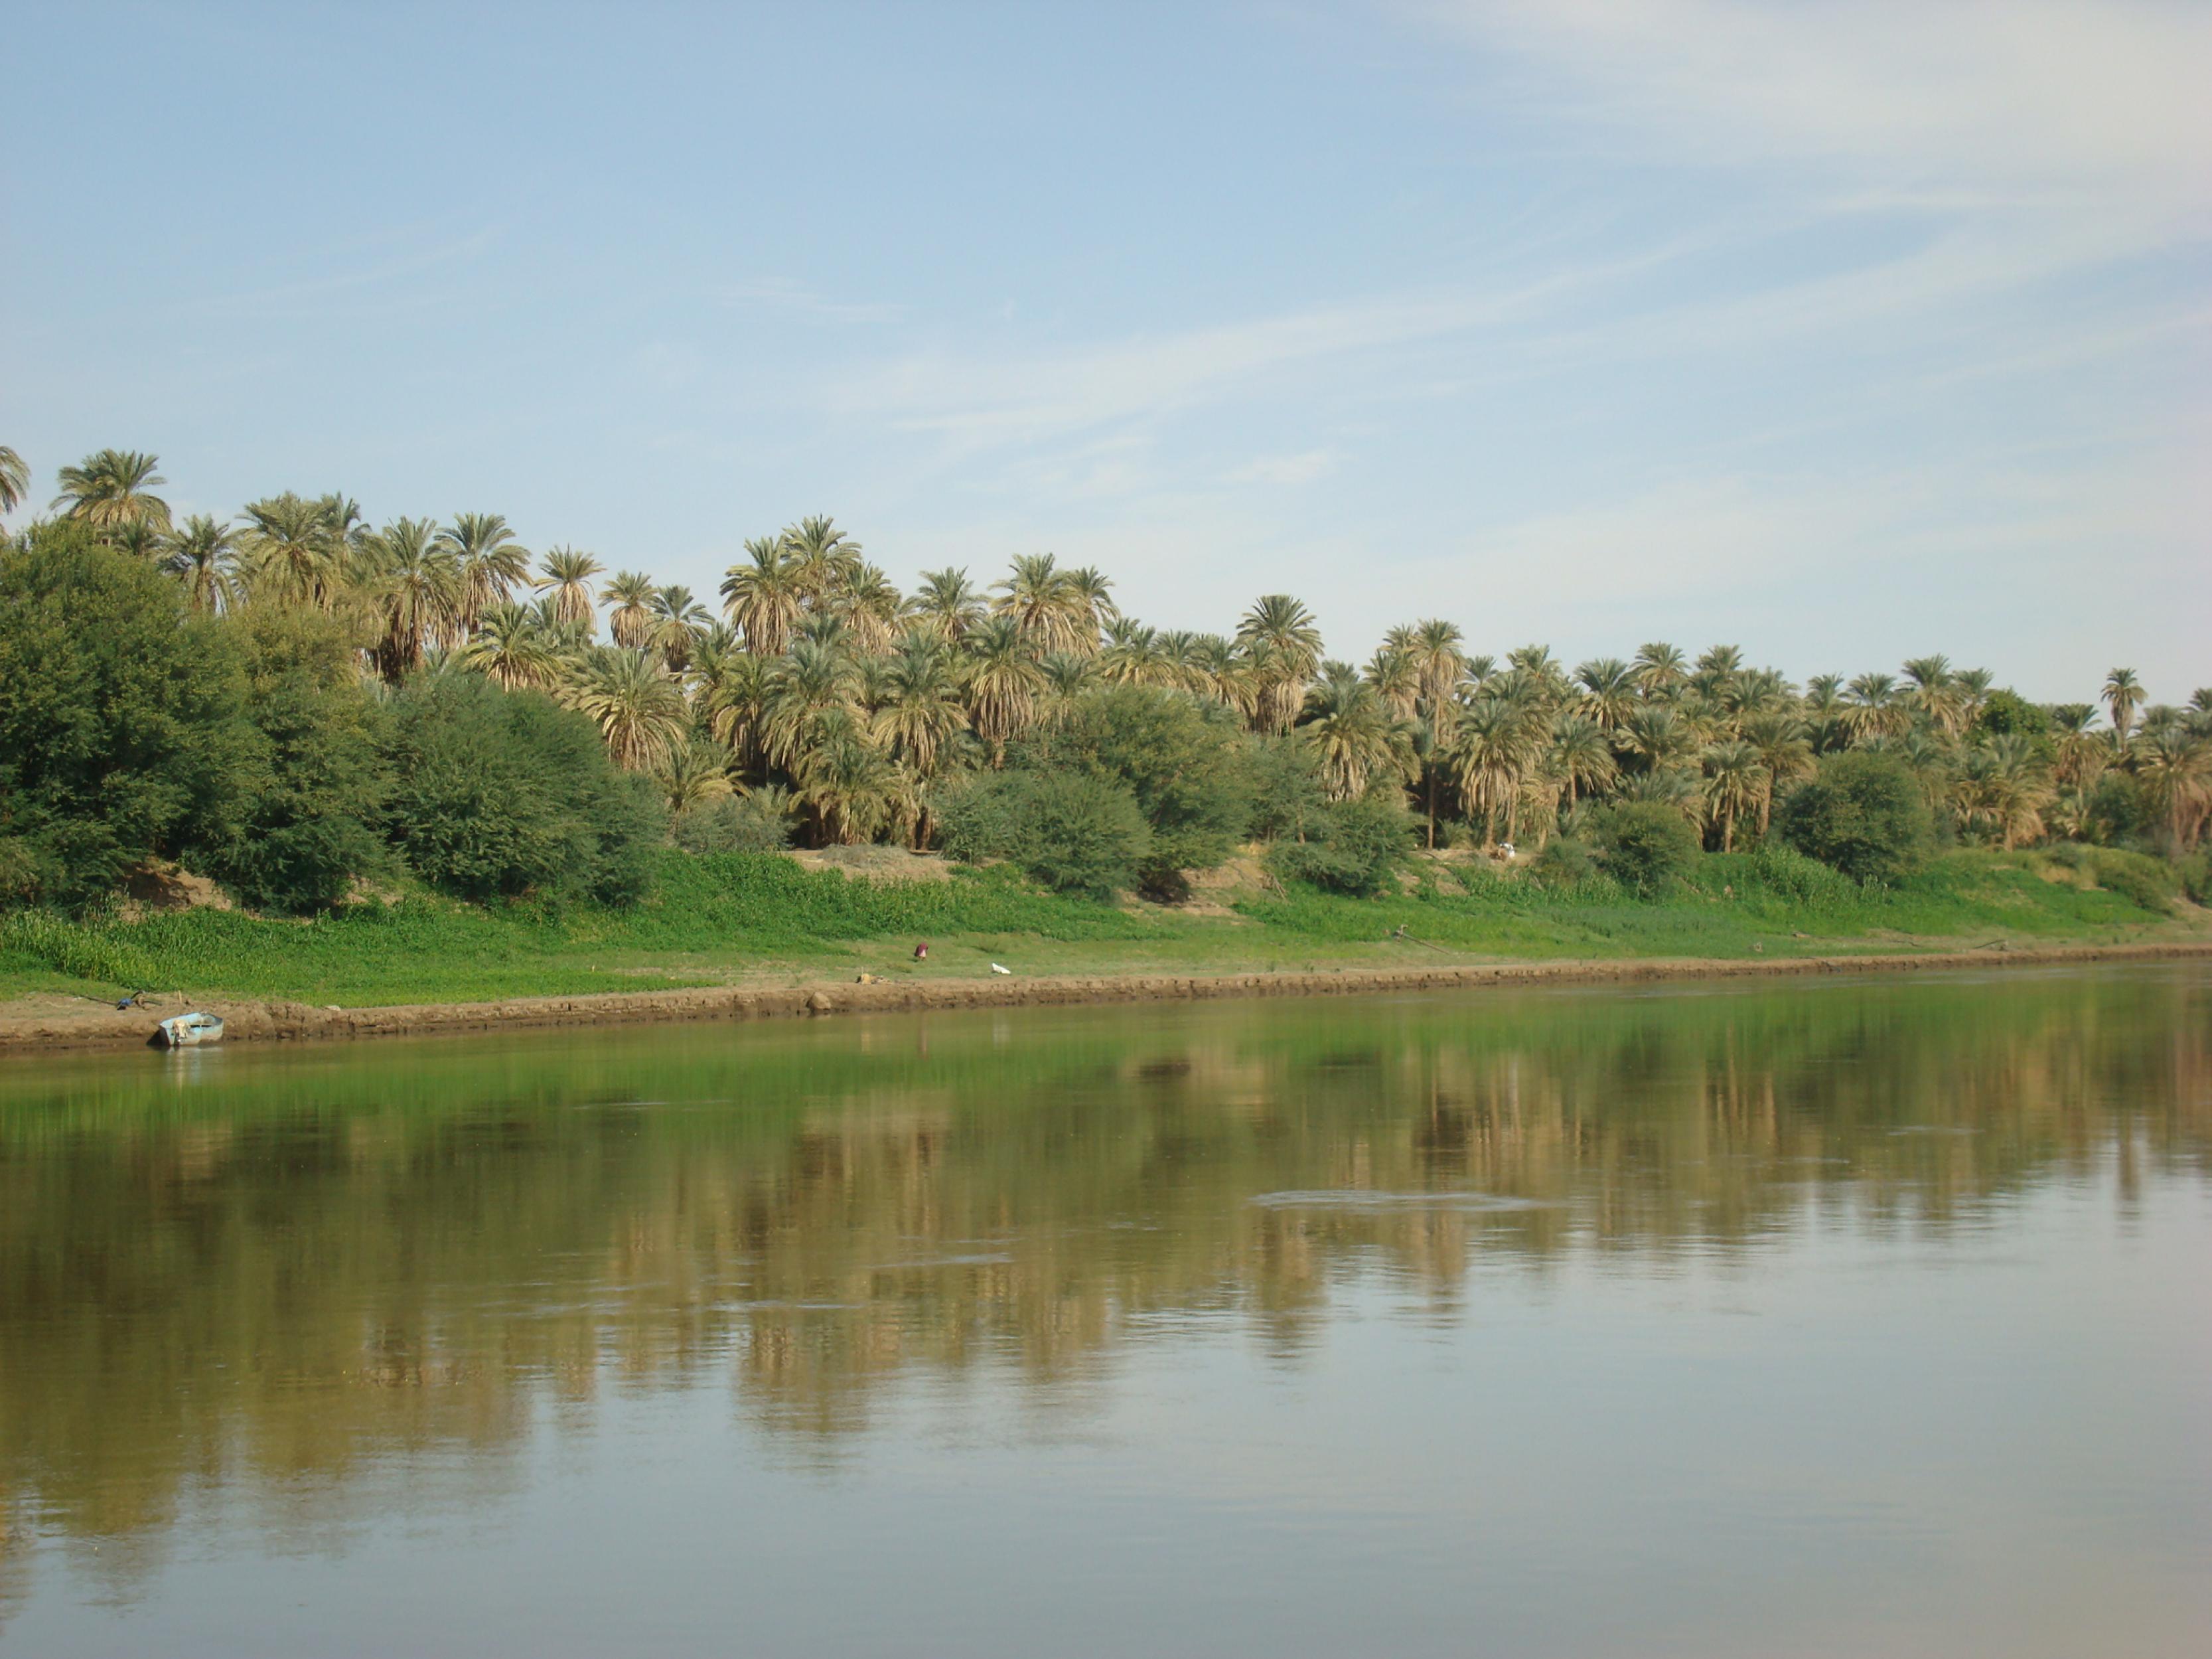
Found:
717,277 -> 905,324
1227,450 -> 1337,487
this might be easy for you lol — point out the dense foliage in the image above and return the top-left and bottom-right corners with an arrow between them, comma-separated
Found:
2,444 -> 2207,920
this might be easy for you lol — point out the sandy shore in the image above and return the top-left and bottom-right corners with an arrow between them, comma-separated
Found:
5,939 -> 2209,1055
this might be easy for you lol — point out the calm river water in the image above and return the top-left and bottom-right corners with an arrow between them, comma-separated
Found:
1,965 -> 2208,1656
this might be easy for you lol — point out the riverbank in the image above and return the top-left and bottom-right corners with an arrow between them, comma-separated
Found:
7,938 -> 2211,1054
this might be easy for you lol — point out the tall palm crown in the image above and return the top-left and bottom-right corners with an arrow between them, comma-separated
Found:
361,517 -> 460,678
1236,594 -> 1324,735
437,513 -> 530,635
780,515 -> 862,604
162,514 -> 240,615
534,547 -> 603,631
908,568 -> 985,643
720,538 -> 804,656
0,445 -> 29,522
603,571 -> 659,651
53,448 -> 172,534
993,553 -> 1095,657
2103,668 -> 2144,747
239,492 -> 348,610
572,648 -> 688,770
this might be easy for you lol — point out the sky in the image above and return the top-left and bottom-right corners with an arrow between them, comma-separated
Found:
5,1 -> 2207,701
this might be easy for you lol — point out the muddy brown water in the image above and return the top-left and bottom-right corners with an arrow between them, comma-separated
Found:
1,964 -> 2207,1656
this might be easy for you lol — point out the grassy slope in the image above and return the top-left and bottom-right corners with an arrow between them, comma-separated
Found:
0,848 -> 2198,1008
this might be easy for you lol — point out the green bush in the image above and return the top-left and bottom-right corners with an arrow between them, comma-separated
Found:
1529,834 -> 1599,889
1266,792 -> 1414,897
1029,687 -> 1254,896
382,672 -> 664,904
207,609 -> 392,912
1776,751 -> 1934,884
673,791 -> 794,854
0,523 -> 251,910
1587,803 -> 1702,896
935,769 -> 1150,900
1244,737 -> 1329,842
2085,847 -> 2178,915
2178,849 -> 2211,906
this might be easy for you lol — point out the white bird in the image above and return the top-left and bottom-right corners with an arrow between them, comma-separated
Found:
990,963 -> 1012,975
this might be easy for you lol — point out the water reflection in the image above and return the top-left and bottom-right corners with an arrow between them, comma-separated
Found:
0,965 -> 2205,1612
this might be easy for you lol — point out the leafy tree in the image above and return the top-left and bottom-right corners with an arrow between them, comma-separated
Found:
0,523 -> 248,909
1587,801 -> 1702,895
1265,791 -> 1413,896
936,768 -> 1149,900
382,672 -> 663,904
1033,686 -> 1254,896
673,787 -> 795,854
208,609 -> 391,913
1775,751 -> 1933,883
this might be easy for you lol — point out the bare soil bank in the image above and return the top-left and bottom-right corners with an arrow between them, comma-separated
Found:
7,941 -> 2211,1056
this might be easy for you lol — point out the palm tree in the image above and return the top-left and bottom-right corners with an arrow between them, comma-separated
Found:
961,615 -> 1046,762
869,633 -> 964,776
1298,668 -> 1412,801
603,571 -> 659,651
1574,658 -> 1637,731
1620,705 -> 1700,774
1632,642 -> 1686,700
647,584 -> 710,672
238,492 -> 348,609
1700,740 -> 1769,853
2103,667 -> 2144,750
161,514 -> 241,614
693,643 -> 776,775
791,708 -> 895,846
1035,650 -> 1098,728
780,514 -> 862,604
765,638 -> 865,771
52,449 -> 172,534
572,648 -> 690,769
830,562 -> 903,657
720,537 -> 805,655
437,513 -> 530,636
1902,655 -> 1965,736
1447,696 -> 1543,847
1955,735 -> 2054,850
462,601 -> 559,691
993,553 -> 1091,656
0,445 -> 29,524
1548,715 -> 1618,815
1739,711 -> 1813,836
2132,726 -> 2211,852
1844,672 -> 1905,744
908,568 -> 985,643
361,516 -> 460,678
654,740 -> 736,815
1236,594 -> 1323,735
1067,566 -> 1118,643
534,546 -> 603,631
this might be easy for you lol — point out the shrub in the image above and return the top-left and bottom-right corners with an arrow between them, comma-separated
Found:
1775,751 -> 1933,884
1265,792 -> 1414,897
206,609 -> 392,913
1587,802 -> 1702,896
0,523 -> 251,910
673,791 -> 794,854
1029,687 -> 1254,896
2086,848 -> 2178,915
382,672 -> 664,904
1528,834 -> 1599,889
935,769 -> 1150,900
2178,849 -> 2211,907
1244,736 -> 1329,842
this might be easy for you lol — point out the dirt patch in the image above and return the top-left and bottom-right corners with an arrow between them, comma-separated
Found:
790,846 -> 958,882
118,864 -> 232,921
7,941 -> 2210,1057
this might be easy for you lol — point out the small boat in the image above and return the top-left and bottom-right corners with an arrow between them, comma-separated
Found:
154,1012 -> 225,1048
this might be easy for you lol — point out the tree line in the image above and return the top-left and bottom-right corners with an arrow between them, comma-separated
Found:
1,443 -> 2207,914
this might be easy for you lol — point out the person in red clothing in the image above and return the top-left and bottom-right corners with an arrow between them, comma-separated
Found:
913,941 -> 929,961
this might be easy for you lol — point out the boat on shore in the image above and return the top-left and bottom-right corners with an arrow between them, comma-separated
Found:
154,1012 -> 224,1048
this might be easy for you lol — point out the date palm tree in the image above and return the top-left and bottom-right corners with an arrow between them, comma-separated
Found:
719,537 -> 804,656
1447,696 -> 1544,848
765,638 -> 865,771
1844,672 -> 1905,744
1236,594 -> 1323,735
239,492 -> 347,610
437,513 -> 530,637
869,633 -> 964,777
993,552 -> 1090,656
907,568 -> 985,643
52,448 -> 172,534
1738,711 -> 1813,836
362,516 -> 460,678
1035,650 -> 1098,728
1700,740 -> 1769,852
2132,726 -> 2210,852
1901,655 -> 1965,736
1299,667 -> 1412,801
791,708 -> 895,846
603,570 -> 658,651
0,445 -> 30,524
961,615 -> 1045,762
161,514 -> 241,615
830,562 -> 903,657
780,514 -> 862,605
1548,715 -> 1618,815
647,584 -> 710,672
2102,667 -> 2144,750
534,547 -> 603,631
654,740 -> 736,815
572,647 -> 689,769
1632,642 -> 1686,700
692,643 -> 776,775
1574,657 -> 1637,731
462,601 -> 559,691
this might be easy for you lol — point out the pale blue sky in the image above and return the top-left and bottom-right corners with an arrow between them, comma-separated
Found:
6,1 -> 2207,700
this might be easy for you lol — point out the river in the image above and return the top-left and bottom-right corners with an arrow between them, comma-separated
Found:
2,965 -> 2207,1656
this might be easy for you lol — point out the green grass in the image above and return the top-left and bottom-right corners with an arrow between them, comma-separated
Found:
0,847 -> 2197,1008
